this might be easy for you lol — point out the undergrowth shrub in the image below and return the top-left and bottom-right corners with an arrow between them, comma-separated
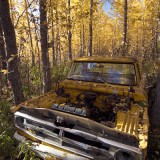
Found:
0,131 -> 16,160
0,100 -> 40,160
21,63 -> 71,97
0,100 -> 16,159
51,63 -> 71,83
17,140 -> 40,160
21,64 -> 43,97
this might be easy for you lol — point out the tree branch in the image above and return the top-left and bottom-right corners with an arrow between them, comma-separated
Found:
14,0 -> 35,28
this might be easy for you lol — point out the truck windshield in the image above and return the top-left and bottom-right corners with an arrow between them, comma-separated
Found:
67,62 -> 136,86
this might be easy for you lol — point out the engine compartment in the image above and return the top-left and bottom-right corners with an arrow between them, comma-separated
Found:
53,87 -> 133,128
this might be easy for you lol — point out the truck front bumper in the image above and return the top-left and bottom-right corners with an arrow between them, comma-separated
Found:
14,132 -> 90,160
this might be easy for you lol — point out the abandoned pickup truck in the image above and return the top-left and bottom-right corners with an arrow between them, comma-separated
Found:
12,57 -> 149,160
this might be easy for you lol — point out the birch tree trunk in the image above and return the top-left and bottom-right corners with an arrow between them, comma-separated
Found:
68,0 -> 72,60
0,16 -> 8,92
88,0 -> 93,57
32,15 -> 42,94
48,0 -> 55,65
80,22 -> 85,57
56,7 -> 61,65
0,0 -> 24,104
24,0 -> 35,66
51,10 -> 55,65
122,0 -> 128,56
0,17 -> 6,71
9,0 -> 14,23
40,0 -> 51,93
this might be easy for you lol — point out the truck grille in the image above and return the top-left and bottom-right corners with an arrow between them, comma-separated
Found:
14,108 -> 141,160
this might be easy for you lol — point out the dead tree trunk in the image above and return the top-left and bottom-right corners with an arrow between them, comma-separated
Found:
40,0 -> 52,93
88,0 -> 93,57
0,0 -> 24,104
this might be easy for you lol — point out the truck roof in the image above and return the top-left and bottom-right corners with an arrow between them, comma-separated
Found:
74,57 -> 138,63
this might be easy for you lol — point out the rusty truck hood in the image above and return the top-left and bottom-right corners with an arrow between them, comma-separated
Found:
12,79 -> 147,110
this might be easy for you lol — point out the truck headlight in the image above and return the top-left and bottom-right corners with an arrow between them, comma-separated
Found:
115,149 -> 135,160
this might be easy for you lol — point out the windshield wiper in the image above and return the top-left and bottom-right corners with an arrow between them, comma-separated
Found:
96,79 -> 113,87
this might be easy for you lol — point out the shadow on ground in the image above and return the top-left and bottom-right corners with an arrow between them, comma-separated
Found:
147,129 -> 160,160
